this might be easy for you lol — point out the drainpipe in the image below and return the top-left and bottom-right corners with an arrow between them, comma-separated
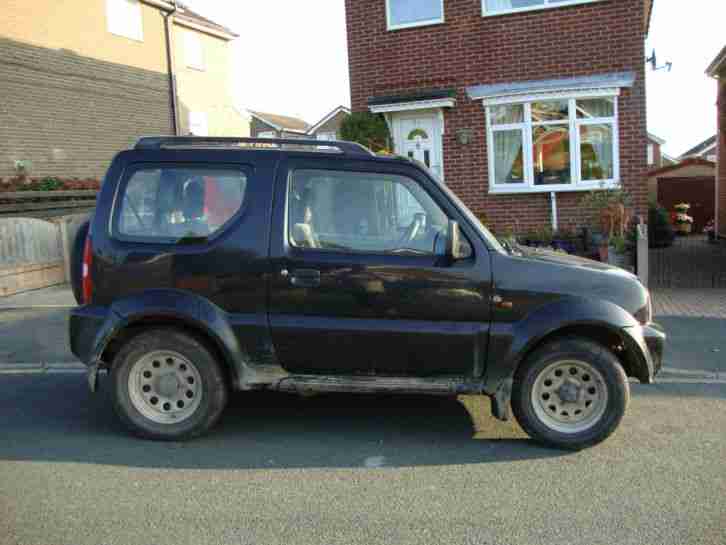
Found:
163,0 -> 180,135
550,191 -> 558,231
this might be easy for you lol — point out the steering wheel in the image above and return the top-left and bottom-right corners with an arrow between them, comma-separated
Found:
398,213 -> 426,245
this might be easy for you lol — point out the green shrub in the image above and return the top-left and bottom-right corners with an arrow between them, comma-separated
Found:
339,112 -> 391,153
648,203 -> 675,248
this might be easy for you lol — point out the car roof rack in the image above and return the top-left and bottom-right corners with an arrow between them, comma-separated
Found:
134,136 -> 374,157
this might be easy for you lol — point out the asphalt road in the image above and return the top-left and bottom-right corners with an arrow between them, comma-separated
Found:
1,372 -> 725,545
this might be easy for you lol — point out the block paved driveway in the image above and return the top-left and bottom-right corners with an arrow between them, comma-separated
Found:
0,286 -> 724,545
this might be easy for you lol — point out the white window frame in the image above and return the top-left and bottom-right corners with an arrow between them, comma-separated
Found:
647,143 -> 654,165
316,131 -> 337,141
386,0 -> 445,31
106,0 -> 144,42
485,91 -> 620,195
188,111 -> 209,136
482,0 -> 604,18
184,31 -> 205,71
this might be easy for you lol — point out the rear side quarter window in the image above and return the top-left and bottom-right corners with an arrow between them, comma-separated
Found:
113,165 -> 248,243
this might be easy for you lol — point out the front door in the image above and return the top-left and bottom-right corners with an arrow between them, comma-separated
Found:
267,157 -> 492,377
394,114 -> 443,179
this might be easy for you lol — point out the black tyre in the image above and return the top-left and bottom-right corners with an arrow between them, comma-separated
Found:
110,328 -> 228,441
512,337 -> 629,450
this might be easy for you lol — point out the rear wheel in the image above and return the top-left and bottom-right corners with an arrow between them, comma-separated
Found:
110,329 -> 228,440
512,337 -> 629,450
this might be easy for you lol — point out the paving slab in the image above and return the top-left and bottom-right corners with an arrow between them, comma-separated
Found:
0,283 -> 76,309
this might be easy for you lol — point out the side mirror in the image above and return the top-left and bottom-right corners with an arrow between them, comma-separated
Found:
446,220 -> 471,261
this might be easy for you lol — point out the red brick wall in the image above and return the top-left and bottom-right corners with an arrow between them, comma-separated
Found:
345,0 -> 648,234
719,77 -> 726,237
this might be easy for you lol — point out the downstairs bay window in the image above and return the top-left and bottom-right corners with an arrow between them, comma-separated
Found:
486,95 -> 618,194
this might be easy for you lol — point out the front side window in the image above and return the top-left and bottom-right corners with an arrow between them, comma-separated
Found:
386,0 -> 444,30
487,95 -> 618,193
115,166 -> 247,242
483,0 -> 602,16
106,0 -> 143,41
288,169 -> 455,256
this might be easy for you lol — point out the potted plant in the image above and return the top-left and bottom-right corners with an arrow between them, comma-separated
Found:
704,219 -> 716,243
580,182 -> 632,262
673,203 -> 693,235
552,228 -> 577,254
648,203 -> 676,248
607,234 -> 629,268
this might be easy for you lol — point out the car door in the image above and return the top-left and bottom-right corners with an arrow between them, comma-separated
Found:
268,156 -> 493,377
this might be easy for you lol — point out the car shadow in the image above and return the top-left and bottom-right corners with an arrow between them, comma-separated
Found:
0,374 -> 563,470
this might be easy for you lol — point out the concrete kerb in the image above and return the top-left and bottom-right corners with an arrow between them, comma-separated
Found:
0,362 -> 86,374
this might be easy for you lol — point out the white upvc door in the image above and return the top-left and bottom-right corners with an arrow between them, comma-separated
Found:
392,112 -> 444,180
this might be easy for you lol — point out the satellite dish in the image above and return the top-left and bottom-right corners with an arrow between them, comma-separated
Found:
646,49 -> 657,71
646,49 -> 672,72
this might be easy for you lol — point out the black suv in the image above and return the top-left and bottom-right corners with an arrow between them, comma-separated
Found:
69,136 -> 665,449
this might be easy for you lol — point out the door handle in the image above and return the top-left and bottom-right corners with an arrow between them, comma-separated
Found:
290,268 -> 321,288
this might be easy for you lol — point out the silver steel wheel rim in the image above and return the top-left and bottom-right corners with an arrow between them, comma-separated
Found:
531,359 -> 609,434
127,350 -> 203,425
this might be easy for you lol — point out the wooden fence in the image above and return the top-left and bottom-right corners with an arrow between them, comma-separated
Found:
0,190 -> 97,219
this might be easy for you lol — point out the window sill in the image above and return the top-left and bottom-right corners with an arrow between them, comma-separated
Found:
108,30 -> 144,43
387,18 -> 445,32
186,65 -> 206,72
481,0 -> 604,18
488,180 -> 619,195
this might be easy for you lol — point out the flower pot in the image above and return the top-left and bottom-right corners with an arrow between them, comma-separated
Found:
675,223 -> 692,235
598,245 -> 609,262
607,248 -> 629,269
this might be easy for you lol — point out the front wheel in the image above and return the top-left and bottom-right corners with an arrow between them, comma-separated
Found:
512,337 -> 629,450
110,329 -> 228,441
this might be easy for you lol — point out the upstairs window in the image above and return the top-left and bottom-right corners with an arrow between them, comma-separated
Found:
482,0 -> 602,17
184,32 -> 205,70
106,0 -> 143,42
386,0 -> 444,30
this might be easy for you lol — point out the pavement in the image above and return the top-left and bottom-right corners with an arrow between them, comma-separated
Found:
0,285 -> 725,544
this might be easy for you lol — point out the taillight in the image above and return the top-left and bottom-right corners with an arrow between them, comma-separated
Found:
82,235 -> 93,304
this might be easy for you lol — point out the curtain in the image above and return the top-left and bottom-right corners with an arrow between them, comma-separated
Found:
581,125 -> 613,180
494,130 -> 523,184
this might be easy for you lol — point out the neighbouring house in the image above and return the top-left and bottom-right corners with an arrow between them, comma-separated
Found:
307,106 -> 352,141
249,111 -> 311,139
172,3 -> 249,138
249,106 -> 351,141
0,0 -> 248,181
344,0 -> 654,234
680,135 -> 718,163
647,158 -> 716,232
707,45 -> 726,238
647,132 -> 675,169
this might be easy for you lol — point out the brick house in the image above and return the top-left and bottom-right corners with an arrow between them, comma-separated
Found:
0,0 -> 247,181
707,45 -> 726,238
344,0 -> 654,234
250,106 -> 351,141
